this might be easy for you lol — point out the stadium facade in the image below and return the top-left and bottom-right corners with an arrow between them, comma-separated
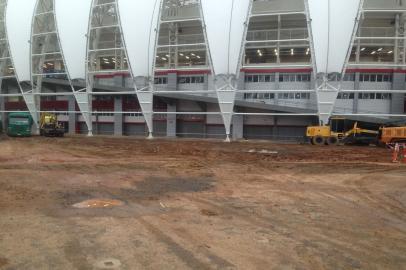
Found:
0,0 -> 405,140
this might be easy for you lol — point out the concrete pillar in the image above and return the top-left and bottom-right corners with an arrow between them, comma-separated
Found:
167,72 -> 177,91
391,72 -> 406,114
0,94 -> 5,133
114,96 -> 123,136
273,116 -> 279,139
275,72 -> 280,102
68,95 -> 76,135
353,72 -> 360,113
167,103 -> 177,137
235,71 -> 245,101
232,114 -> 243,140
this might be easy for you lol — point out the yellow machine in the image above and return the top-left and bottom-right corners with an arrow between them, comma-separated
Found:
307,118 -> 379,146
40,113 -> 65,137
380,126 -> 406,144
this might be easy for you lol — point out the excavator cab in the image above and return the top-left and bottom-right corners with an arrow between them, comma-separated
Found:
40,113 -> 65,137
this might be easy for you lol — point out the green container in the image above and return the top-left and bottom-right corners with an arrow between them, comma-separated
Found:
7,112 -> 34,137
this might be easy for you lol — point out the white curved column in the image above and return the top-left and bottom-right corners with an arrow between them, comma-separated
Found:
6,0 -> 39,128
201,0 -> 251,141
118,0 -> 161,138
55,0 -> 93,134
308,0 -> 362,124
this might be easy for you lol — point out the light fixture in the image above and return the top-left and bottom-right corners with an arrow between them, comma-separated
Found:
191,53 -> 196,56
274,49 -> 278,56
388,50 -> 393,54
377,48 -> 383,51
291,49 -> 294,55
103,58 -> 109,61
196,55 -> 201,59
166,54 -> 170,57
179,53 -> 184,56
371,51 -> 376,55
162,57 -> 167,61
361,47 -> 366,51
185,56 -> 190,59
306,48 -> 310,55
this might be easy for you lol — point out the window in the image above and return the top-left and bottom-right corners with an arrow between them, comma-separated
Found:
278,92 -> 310,99
360,73 -> 392,82
177,76 -> 204,84
279,73 -> 311,82
154,77 -> 168,85
343,74 -> 355,81
244,93 -> 275,100
358,93 -> 392,100
245,74 -> 276,83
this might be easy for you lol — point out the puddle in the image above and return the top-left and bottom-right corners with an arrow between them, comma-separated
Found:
94,258 -> 122,269
72,199 -> 125,209
0,257 -> 9,267
201,209 -> 219,217
124,176 -> 214,201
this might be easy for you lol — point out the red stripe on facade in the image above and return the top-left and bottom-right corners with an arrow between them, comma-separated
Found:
346,68 -> 406,74
241,68 -> 313,74
155,69 -> 212,76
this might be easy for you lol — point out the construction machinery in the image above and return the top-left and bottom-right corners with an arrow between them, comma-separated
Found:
306,118 -> 379,146
380,126 -> 406,144
7,112 -> 34,137
40,113 -> 65,137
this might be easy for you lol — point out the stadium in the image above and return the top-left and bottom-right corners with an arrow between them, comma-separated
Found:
1,1 -> 406,269
1,0 -> 404,140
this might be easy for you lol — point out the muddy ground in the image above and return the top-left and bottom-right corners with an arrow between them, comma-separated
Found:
0,136 -> 405,270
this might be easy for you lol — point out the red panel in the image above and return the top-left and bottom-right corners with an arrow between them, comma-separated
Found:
155,69 -> 212,76
5,102 -> 28,111
346,68 -> 406,74
241,68 -> 313,74
41,100 -> 69,111
92,100 -> 114,111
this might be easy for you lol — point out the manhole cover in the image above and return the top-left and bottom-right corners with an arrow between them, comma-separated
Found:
72,199 -> 124,209
94,258 -> 122,269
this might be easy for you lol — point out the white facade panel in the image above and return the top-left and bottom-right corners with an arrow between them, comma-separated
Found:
118,0 -> 160,78
6,0 -> 37,82
55,0 -> 92,80
308,0 -> 360,74
201,0 -> 250,76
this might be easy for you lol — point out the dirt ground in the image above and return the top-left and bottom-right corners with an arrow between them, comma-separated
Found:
0,136 -> 406,270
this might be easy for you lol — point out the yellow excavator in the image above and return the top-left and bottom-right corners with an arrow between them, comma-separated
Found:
306,117 -> 379,146
40,113 -> 65,137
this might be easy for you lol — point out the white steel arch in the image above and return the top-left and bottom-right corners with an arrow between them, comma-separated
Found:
31,0 -> 92,133
6,0 -> 39,127
55,0 -> 93,134
307,0 -> 362,125
201,0 -> 251,141
118,0 -> 161,138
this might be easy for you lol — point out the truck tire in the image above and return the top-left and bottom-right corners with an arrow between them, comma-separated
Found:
312,136 -> 326,146
327,136 -> 339,146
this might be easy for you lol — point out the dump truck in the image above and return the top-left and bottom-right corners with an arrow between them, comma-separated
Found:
7,112 -> 34,137
40,113 -> 65,137
380,126 -> 406,144
306,118 -> 379,146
